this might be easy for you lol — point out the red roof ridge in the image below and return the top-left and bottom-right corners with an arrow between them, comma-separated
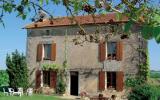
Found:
24,13 -> 128,29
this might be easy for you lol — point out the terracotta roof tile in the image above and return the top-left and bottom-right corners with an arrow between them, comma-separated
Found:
24,13 -> 128,29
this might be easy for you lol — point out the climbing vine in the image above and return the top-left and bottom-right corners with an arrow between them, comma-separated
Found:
56,29 -> 68,94
126,47 -> 150,88
137,48 -> 150,81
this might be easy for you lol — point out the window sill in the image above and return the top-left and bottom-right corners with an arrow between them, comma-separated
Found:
43,58 -> 51,61
107,55 -> 116,60
42,36 -> 52,38
43,85 -> 50,88
107,87 -> 116,90
106,58 -> 117,61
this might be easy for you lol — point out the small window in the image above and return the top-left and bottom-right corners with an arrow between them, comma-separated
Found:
107,42 -> 116,60
107,72 -> 116,89
43,44 -> 51,60
43,71 -> 50,86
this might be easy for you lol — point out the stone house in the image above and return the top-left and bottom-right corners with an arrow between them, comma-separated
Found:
24,13 -> 147,96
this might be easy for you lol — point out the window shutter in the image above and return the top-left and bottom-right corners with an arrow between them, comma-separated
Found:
99,71 -> 105,91
116,71 -> 124,91
35,70 -> 41,89
37,44 -> 43,61
99,42 -> 106,62
116,41 -> 123,61
51,43 -> 56,61
50,71 -> 57,88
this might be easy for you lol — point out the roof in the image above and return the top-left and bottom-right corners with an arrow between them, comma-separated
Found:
24,13 -> 128,29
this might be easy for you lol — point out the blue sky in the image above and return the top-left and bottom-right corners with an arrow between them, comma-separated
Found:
0,4 -> 159,70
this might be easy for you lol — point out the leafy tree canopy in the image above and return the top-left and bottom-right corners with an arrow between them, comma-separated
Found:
6,50 -> 28,89
0,0 -> 160,43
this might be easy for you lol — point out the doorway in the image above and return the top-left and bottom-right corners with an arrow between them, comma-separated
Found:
70,71 -> 79,96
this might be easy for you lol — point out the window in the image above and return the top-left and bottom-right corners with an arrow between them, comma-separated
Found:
107,72 -> 116,89
43,44 -> 51,60
107,42 -> 116,60
43,71 -> 50,86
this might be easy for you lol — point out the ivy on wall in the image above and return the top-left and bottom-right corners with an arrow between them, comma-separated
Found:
126,48 -> 150,88
42,63 -> 59,71
57,29 -> 68,94
137,48 -> 150,81
41,30 -> 68,94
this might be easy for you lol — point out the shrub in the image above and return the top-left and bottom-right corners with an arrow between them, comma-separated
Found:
125,77 -> 145,88
128,84 -> 160,100
0,70 -> 9,86
56,71 -> 66,94
56,78 -> 66,94
6,50 -> 28,90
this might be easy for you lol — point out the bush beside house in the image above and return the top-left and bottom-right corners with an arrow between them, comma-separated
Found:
128,84 -> 160,100
126,77 -> 160,100
0,70 -> 9,96
6,50 -> 29,90
0,70 -> 9,86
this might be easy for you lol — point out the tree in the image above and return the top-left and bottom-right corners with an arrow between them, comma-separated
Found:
6,50 -> 28,89
0,0 -> 160,43
0,70 -> 9,86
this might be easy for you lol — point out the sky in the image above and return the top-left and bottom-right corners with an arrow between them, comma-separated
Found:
0,2 -> 160,71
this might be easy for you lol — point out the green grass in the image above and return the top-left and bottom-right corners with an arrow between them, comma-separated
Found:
148,78 -> 160,86
0,94 -> 68,100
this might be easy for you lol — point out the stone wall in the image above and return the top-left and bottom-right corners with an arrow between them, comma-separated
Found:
26,25 -> 147,95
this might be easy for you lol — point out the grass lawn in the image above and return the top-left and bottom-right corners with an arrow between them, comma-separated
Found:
0,94 -> 69,100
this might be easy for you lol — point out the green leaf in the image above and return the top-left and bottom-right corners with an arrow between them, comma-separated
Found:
153,26 -> 160,43
21,0 -> 29,6
98,9 -> 107,15
27,7 -> 31,12
22,14 -> 27,20
46,0 -> 49,4
141,25 -> 156,40
153,27 -> 160,37
155,33 -> 160,43
52,0 -> 60,5
116,13 -> 122,21
124,20 -> 134,33
141,26 -> 151,39
74,1 -> 79,14
0,19 -> 5,28
95,0 -> 100,8
3,3 -> 13,13
153,14 -> 160,24
39,0 -> 44,5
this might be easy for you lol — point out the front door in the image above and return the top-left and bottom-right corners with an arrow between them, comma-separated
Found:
70,71 -> 79,96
